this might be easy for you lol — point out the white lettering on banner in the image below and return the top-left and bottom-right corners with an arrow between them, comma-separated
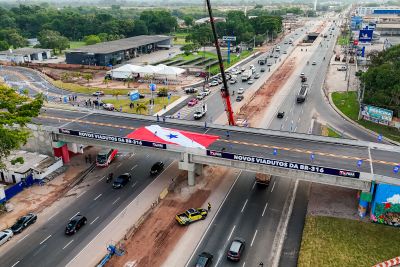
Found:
152,143 -> 164,148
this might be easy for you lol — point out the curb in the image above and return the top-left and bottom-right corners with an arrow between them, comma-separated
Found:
327,92 -> 400,146
70,163 -> 96,188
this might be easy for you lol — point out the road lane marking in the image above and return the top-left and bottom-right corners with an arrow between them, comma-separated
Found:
33,244 -> 47,257
39,235 -> 52,245
131,165 -> 138,171
262,202 -> 269,217
251,181 -> 256,190
70,212 -> 80,220
17,234 -> 30,243
241,199 -> 248,213
76,191 -> 86,199
11,261 -> 20,267
93,193 -> 102,201
112,197 -> 121,205
90,216 -> 100,225
146,154 -> 150,158
117,163 -> 122,168
131,182 -> 137,188
251,229 -> 258,247
271,181 -> 276,192
63,240 -> 74,250
242,262 -> 246,267
47,211 -> 60,221
227,225 -> 236,242
98,176 -> 105,182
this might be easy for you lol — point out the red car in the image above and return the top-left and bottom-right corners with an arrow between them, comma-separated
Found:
188,98 -> 199,107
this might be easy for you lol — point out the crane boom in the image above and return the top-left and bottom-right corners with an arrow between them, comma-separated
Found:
205,0 -> 235,126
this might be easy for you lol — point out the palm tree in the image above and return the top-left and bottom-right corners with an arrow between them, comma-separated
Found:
83,73 -> 93,85
103,78 -> 110,88
135,103 -> 147,114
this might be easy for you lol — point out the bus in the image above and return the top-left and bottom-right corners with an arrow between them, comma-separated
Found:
96,148 -> 118,167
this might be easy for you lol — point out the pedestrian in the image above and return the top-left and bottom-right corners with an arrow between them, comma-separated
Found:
208,202 -> 211,211
226,130 -> 230,139
157,114 -> 160,122
204,121 -> 207,129
85,155 -> 88,163
163,105 -> 166,110
259,262 -> 264,267
88,154 -> 92,163
162,116 -> 166,123
154,131 -> 158,136
119,106 -> 122,112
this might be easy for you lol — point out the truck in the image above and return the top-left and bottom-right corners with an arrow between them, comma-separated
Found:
296,83 -> 309,103
175,208 -> 208,225
255,173 -> 272,187
194,104 -> 207,120
241,70 -> 252,81
258,58 -> 267,65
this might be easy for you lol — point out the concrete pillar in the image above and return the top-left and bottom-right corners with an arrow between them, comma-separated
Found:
188,169 -> 195,186
195,163 -> 203,176
178,153 -> 196,186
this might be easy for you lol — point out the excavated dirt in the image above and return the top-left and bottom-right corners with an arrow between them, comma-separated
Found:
108,166 -> 235,267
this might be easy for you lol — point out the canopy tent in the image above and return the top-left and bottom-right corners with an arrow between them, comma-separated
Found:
110,64 -> 142,79
109,64 -> 186,80
155,64 -> 185,77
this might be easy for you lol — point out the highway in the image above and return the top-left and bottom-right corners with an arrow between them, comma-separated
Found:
0,151 -> 174,267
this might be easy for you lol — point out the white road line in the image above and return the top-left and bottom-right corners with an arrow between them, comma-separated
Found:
47,211 -> 59,221
129,154 -> 135,159
70,212 -> 80,220
146,154 -> 150,158
63,240 -> 74,250
117,163 -> 122,168
112,197 -> 121,205
90,216 -> 99,225
242,262 -> 246,267
130,164 -> 138,171
10,261 -> 20,267
39,235 -> 52,245
131,182 -> 137,188
76,191 -> 86,199
93,193 -> 102,201
98,176 -> 105,182
17,234 -> 30,243
227,225 -> 236,242
250,230 -> 258,247
262,202 -> 269,217
271,181 -> 276,192
251,181 -> 256,190
241,199 -> 248,213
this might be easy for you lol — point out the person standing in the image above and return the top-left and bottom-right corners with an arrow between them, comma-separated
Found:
208,202 -> 211,211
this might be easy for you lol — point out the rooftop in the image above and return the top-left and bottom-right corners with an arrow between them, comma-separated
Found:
0,47 -> 52,56
67,35 -> 172,54
4,151 -> 55,174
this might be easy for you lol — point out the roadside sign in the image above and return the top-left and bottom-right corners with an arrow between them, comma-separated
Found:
149,83 -> 156,91
273,148 -> 278,155
357,160 -> 363,167
378,134 -> 383,142
223,36 -> 236,41
394,165 -> 399,174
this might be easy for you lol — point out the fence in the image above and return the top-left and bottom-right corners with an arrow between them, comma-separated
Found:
4,174 -> 35,201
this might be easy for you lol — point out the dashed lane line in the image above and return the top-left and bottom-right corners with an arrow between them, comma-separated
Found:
39,235 -> 52,245
63,240 -> 74,250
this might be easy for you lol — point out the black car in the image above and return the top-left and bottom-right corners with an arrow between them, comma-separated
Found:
157,91 -> 169,97
112,173 -> 132,189
236,95 -> 244,102
150,161 -> 164,175
65,214 -> 87,235
277,111 -> 285,118
11,213 -> 37,234
195,252 -> 213,267
227,237 -> 245,261
260,68 -> 266,72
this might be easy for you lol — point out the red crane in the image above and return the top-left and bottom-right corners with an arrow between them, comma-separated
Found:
205,0 -> 235,126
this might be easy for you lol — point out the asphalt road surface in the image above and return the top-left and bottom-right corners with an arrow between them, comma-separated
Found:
0,151 -> 173,267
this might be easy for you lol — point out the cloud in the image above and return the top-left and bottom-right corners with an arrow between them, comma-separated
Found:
387,194 -> 400,204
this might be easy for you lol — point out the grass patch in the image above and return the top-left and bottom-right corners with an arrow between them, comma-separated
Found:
298,216 -> 400,267
103,96 -> 180,114
174,51 -> 217,62
327,127 -> 341,138
337,36 -> 350,46
209,50 -> 252,75
52,80 -> 148,95
172,32 -> 191,45
332,91 -> 400,142
69,41 -> 86,49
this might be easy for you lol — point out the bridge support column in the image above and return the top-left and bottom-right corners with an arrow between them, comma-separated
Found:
178,153 -> 201,186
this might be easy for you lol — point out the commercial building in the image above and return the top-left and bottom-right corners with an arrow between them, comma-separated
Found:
356,6 -> 400,16
65,35 -> 172,66
0,48 -> 52,63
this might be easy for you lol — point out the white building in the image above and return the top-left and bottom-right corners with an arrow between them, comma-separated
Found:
0,48 -> 52,63
0,151 -> 63,184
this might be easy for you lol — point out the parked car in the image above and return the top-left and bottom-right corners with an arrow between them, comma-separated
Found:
150,161 -> 164,175
229,79 -> 237,84
236,95 -> 244,102
188,98 -> 199,107
274,54 -> 279,58
65,214 -> 87,235
112,173 -> 132,189
11,213 -> 37,234
300,72 -> 305,77
237,88 -> 244,94
267,62 -> 272,66
202,88 -> 211,96
277,111 -> 285,118
227,237 -> 245,261
0,229 -> 13,246
196,93 -> 206,100
92,91 -> 104,97
127,91 -> 145,98
337,66 -> 347,71
283,51 -> 287,54
312,61 -> 317,65
195,252 -> 213,267
103,103 -> 115,111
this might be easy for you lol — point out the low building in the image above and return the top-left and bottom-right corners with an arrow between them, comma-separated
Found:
194,17 -> 226,25
65,35 -> 172,66
0,48 -> 52,63
376,23 -> 400,36
0,150 -> 63,184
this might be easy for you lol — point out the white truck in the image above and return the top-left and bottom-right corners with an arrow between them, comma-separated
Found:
193,104 -> 207,120
255,173 -> 271,187
241,70 -> 252,81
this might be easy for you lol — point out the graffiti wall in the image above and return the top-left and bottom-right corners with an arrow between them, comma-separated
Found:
371,184 -> 400,227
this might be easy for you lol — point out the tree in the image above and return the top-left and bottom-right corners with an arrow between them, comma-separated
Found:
7,31 -> 28,48
135,103 -> 147,114
0,40 -> 9,51
103,78 -> 110,88
186,24 -> 213,47
0,84 -> 43,169
180,43 -> 199,56
84,35 -> 101,45
38,30 -> 69,54
131,20 -> 148,36
140,10 -> 177,34
82,73 -> 93,85
183,15 -> 194,27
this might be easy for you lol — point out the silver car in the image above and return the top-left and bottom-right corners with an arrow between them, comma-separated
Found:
0,229 -> 13,246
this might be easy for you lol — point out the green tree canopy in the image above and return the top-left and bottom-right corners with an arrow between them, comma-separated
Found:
183,15 -> 194,27
38,29 -> 70,54
0,84 -> 43,169
84,34 -> 101,45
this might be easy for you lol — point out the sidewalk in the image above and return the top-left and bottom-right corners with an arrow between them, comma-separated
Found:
0,147 -> 98,230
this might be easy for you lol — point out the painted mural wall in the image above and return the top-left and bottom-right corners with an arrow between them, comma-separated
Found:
371,183 -> 400,227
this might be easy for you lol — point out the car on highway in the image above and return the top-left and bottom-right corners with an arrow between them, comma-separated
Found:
241,67 -> 246,72
112,173 -> 132,189
11,213 -> 37,234
196,93 -> 206,100
229,79 -> 237,84
92,91 -> 104,97
283,51 -> 287,54
185,87 -> 198,94
227,237 -> 245,261
176,208 -> 208,225
247,79 -> 254,85
254,73 -> 260,79
337,66 -> 347,71
150,161 -> 164,175
65,214 -> 87,235
208,80 -> 219,87
195,252 -> 213,267
300,72 -> 305,77
103,103 -> 115,111
0,229 -> 13,246
274,54 -> 279,58
277,111 -> 285,118
312,61 -> 317,65
260,67 -> 266,72
188,98 -> 199,107
202,88 -> 211,96
238,88 -> 244,94
236,95 -> 244,102
284,41 -> 288,44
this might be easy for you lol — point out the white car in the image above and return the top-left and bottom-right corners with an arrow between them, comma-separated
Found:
103,103 -> 115,111
283,51 -> 287,54
202,88 -> 211,96
247,79 -> 254,85
238,88 -> 244,94
229,79 -> 237,84
196,93 -> 206,100
208,81 -> 219,87
0,229 -> 13,246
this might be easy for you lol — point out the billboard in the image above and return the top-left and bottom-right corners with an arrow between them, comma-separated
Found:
361,104 -> 393,125
359,29 -> 373,43
129,90 -> 140,101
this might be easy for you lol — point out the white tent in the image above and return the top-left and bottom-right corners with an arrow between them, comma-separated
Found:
155,64 -> 185,77
110,64 -> 142,79
137,65 -> 162,76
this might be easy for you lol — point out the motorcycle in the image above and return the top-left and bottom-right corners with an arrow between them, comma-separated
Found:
106,173 -> 113,183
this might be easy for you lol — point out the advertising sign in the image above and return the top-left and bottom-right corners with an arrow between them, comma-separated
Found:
206,150 -> 360,178
149,83 -> 156,92
222,36 -> 236,41
361,104 -> 393,125
359,29 -> 373,42
129,90 -> 140,101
